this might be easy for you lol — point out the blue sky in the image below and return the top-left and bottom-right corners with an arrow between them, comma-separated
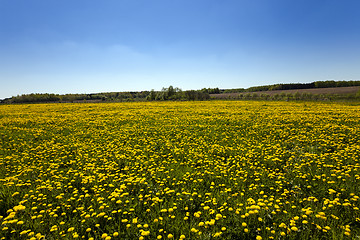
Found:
1,0 -> 360,99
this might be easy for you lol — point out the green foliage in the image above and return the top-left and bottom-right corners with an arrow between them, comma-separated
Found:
1,92 -> 151,104
146,86 -> 210,101
2,80 -> 360,104
200,88 -> 221,94
223,88 -> 246,93
2,93 -> 61,103
224,80 -> 360,94
314,80 -> 360,88
184,90 -> 210,101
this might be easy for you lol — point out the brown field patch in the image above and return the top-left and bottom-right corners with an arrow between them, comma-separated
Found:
211,86 -> 360,99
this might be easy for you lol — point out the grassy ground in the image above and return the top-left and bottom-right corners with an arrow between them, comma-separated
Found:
0,101 -> 360,239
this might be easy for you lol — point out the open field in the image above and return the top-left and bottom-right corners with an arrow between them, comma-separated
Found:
1,101 -> 360,239
211,86 -> 360,99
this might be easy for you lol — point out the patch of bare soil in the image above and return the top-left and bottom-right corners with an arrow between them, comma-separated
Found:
211,86 -> 360,99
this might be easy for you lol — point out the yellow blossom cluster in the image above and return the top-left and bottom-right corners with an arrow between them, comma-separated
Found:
0,101 -> 360,239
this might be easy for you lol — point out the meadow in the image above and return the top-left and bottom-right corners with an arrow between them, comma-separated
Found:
0,101 -> 359,240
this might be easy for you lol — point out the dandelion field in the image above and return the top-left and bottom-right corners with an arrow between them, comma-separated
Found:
0,101 -> 360,240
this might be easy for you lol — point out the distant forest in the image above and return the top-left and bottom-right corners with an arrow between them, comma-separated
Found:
1,80 -> 360,104
221,80 -> 360,93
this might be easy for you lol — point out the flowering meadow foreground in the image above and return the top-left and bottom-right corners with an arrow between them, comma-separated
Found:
0,101 -> 360,240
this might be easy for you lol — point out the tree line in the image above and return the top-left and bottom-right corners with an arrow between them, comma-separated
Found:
0,92 -> 150,104
0,87 -> 212,104
1,80 -> 360,104
222,80 -> 360,93
145,86 -> 210,101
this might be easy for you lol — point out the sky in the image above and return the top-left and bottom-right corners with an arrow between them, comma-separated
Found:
1,0 -> 360,99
